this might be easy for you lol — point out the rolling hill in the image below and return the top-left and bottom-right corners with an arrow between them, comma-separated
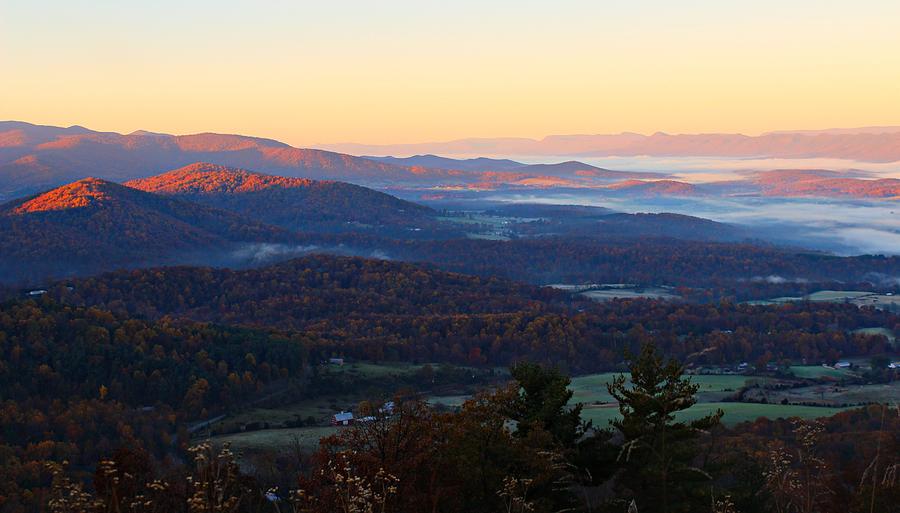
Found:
749,169 -> 900,198
125,163 -> 440,233
0,177 -> 293,283
506,161 -> 667,180
364,154 -> 526,171
605,179 -> 700,196
479,203 -> 753,242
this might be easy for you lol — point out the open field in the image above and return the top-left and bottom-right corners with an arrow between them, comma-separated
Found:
548,283 -> 637,292
202,367 -> 893,453
204,361 -> 434,431
204,426 -> 339,452
428,395 -> 470,408
208,389 -> 473,434
437,214 -> 522,227
548,283 -> 681,302
211,400 -> 856,454
201,361 -> 495,443
752,291 -> 900,311
573,372 -> 858,427
680,403 -> 850,425
747,382 -> 900,407
211,400 -> 858,454
569,373 -> 770,404
209,395 -> 363,432
324,361 -> 430,378
580,288 -> 680,302
203,393 -> 471,453
581,402 -> 851,427
789,365 -> 858,379
438,214 -> 517,240
807,290 -> 875,301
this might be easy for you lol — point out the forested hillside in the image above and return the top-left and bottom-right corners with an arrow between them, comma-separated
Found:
49,255 -> 897,369
126,163 -> 444,235
0,177 -> 293,283
0,299 -> 312,511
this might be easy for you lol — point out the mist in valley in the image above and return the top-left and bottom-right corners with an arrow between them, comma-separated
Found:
470,191 -> 899,255
398,154 -> 900,256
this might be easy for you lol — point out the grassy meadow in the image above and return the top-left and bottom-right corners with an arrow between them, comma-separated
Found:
201,364 -> 892,453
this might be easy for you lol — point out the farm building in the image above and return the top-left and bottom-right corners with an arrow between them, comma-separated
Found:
834,361 -> 852,369
332,411 -> 354,426
328,357 -> 345,366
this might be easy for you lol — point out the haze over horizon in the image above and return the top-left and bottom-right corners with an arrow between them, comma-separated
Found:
4,1 -> 900,147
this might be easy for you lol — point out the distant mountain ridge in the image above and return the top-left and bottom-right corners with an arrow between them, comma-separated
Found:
4,121 -> 900,203
0,121 -> 667,199
322,127 -> 900,162
365,154 -> 526,171
763,126 -> 900,136
0,121 -> 418,199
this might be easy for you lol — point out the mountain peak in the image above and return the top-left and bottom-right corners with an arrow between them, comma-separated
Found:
124,163 -> 435,234
129,129 -> 169,136
10,177 -> 125,213
126,162 -> 317,195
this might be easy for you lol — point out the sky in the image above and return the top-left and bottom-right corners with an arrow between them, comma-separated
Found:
2,0 -> 900,147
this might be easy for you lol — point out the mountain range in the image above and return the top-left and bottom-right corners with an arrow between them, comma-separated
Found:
609,170 -> 900,199
0,121 -> 415,198
412,168 -> 900,199
323,127 -> 900,162
1,120 -> 898,285
0,121 -> 674,199
4,121 -> 900,201
364,155 -> 525,171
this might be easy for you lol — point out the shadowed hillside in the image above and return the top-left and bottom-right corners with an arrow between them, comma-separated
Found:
126,163 -> 440,234
0,177 -> 292,283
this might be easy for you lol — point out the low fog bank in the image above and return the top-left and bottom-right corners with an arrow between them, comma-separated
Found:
499,155 -> 900,181
1,242 -> 397,289
747,273 -> 900,287
216,242 -> 394,269
749,275 -> 810,284
478,191 -> 900,256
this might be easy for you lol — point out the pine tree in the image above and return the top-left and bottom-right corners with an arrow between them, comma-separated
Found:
509,362 -> 586,448
607,343 -> 723,513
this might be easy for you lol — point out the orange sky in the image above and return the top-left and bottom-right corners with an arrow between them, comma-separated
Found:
2,1 -> 900,147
